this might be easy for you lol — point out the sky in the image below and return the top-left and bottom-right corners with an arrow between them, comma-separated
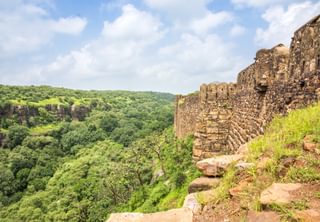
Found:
0,0 -> 319,94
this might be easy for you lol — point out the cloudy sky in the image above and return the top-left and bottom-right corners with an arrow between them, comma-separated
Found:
0,0 -> 319,94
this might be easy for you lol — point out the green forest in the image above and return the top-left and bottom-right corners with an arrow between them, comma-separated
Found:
0,85 -> 198,221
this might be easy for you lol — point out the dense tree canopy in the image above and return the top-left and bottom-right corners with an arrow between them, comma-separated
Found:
0,85 -> 197,221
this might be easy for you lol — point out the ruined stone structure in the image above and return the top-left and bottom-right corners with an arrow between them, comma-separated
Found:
175,15 -> 320,160
193,83 -> 236,159
174,94 -> 200,138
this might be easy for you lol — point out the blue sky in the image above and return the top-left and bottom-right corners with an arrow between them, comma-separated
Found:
0,0 -> 319,93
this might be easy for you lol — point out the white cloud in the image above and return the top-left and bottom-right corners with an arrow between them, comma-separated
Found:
31,4 -> 242,93
144,0 -> 233,36
154,33 -> 243,80
0,1 -> 246,93
230,25 -> 246,37
255,1 -> 320,47
102,4 -> 164,43
50,17 -> 87,35
190,11 -> 233,35
0,0 -> 87,56
42,4 -> 165,80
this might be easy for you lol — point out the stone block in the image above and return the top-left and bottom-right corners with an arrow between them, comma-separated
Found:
188,177 -> 220,193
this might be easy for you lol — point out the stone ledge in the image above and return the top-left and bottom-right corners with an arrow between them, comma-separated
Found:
196,154 -> 243,177
106,208 -> 193,222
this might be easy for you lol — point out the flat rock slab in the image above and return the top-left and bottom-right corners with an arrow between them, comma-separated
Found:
196,154 -> 243,176
260,183 -> 302,205
247,211 -> 280,222
295,209 -> 320,222
106,208 -> 193,222
183,193 -> 202,213
188,177 -> 220,193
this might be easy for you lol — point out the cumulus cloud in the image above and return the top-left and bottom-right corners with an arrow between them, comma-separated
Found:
153,33 -> 243,81
42,4 -> 164,80
33,4 -> 242,93
255,1 -> 320,47
190,11 -> 233,35
1,1 -> 246,93
144,0 -> 234,37
102,4 -> 164,43
49,17 -> 87,35
0,0 -> 87,56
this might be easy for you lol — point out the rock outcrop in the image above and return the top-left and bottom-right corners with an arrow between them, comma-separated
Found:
196,154 -> 243,176
174,15 -> 320,161
259,183 -> 302,205
0,103 -> 91,125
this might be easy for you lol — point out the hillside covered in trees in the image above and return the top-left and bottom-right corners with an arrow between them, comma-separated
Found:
0,85 -> 198,221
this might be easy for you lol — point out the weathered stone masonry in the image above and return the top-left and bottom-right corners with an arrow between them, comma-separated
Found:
174,94 -> 200,139
193,83 -> 235,159
174,15 -> 320,161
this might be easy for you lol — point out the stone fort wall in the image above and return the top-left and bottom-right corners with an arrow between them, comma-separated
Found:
174,15 -> 320,160
174,94 -> 200,139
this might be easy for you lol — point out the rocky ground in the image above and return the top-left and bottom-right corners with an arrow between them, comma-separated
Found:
193,136 -> 320,222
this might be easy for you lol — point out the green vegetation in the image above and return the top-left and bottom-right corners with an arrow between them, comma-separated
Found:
247,103 -> 320,183
0,85 -> 197,221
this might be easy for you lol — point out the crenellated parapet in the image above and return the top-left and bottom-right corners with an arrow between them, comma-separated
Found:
174,14 -> 320,160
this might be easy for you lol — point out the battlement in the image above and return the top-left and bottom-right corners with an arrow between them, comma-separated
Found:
200,83 -> 236,103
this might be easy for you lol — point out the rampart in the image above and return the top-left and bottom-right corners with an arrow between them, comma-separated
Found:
174,94 -> 200,138
174,15 -> 320,160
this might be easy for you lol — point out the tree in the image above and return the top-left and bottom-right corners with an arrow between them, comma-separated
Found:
100,113 -> 118,133
0,165 -> 15,196
127,140 -> 153,186
7,125 -> 29,148
145,134 -> 167,178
